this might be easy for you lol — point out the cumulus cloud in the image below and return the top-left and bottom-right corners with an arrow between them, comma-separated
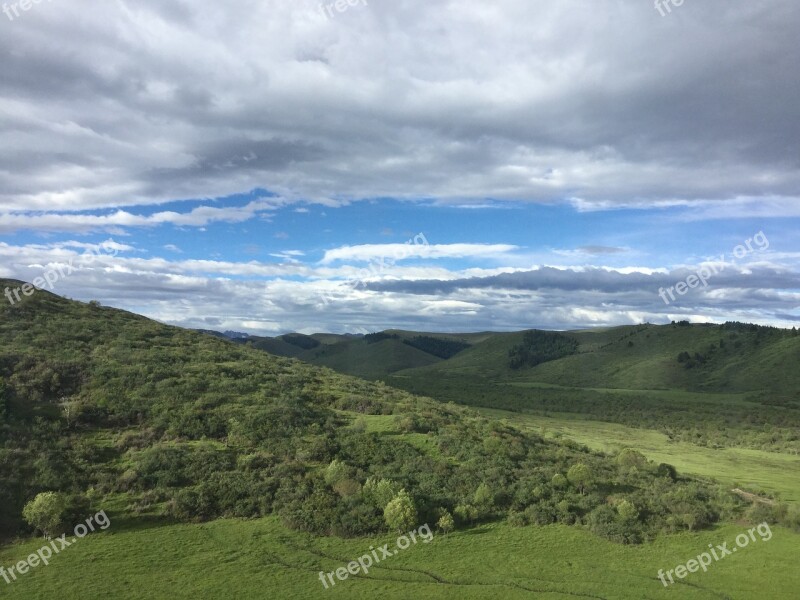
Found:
2,1 -> 798,333
2,239 -> 799,333
0,198 -> 286,234
320,242 -> 519,264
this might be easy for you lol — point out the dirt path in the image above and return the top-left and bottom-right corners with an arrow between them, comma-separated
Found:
731,488 -> 777,505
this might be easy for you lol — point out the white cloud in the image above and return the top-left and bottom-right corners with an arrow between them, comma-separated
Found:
2,239 -> 799,334
321,243 -> 519,264
0,198 -> 287,234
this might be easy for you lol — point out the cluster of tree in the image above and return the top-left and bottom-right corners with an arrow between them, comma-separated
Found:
402,336 -> 471,359
21,491 -> 92,538
364,332 -> 399,344
0,285 -> 791,548
508,330 -> 579,369
677,351 -> 708,369
392,373 -> 800,454
280,334 -> 320,350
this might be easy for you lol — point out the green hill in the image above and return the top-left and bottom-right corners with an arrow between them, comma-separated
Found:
385,323 -> 800,454
0,279 -> 742,549
231,329 -> 480,380
231,324 -> 800,454
394,322 -> 800,395
298,337 -> 442,380
1,281 -> 798,599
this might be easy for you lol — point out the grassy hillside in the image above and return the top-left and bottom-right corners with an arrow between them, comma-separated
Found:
299,337 -> 441,380
1,282 -> 798,599
240,322 -> 800,399
222,323 -> 800,454
228,329 -> 482,379
0,279 -> 746,549
395,323 -> 800,394
382,323 -> 800,454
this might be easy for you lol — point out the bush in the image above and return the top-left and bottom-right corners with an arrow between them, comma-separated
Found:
384,489 -> 418,532
437,509 -> 456,533
507,510 -> 528,527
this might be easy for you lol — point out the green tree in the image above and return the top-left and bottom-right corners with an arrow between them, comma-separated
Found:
22,492 -> 67,538
454,503 -> 478,525
567,463 -> 593,494
473,483 -> 494,511
617,500 -> 639,521
383,489 -> 418,532
616,449 -> 647,470
323,459 -> 352,486
437,510 -> 455,534
363,477 -> 400,509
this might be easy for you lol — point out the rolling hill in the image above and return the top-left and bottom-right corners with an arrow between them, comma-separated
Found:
1,280 -> 798,599
229,322 -> 800,399
1,279 -> 737,546
225,323 -> 800,455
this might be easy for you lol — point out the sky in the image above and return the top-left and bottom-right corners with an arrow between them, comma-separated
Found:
1,0 -> 799,334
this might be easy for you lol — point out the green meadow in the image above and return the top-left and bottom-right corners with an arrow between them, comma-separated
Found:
477,407 -> 800,506
1,516 -> 797,599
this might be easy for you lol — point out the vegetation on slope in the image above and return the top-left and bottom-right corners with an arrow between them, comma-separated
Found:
508,330 -> 579,369
402,336 -> 470,359
388,323 -> 800,454
0,280 -> 753,547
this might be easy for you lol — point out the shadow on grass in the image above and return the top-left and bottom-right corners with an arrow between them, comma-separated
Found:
104,513 -> 178,534
461,527 -> 491,535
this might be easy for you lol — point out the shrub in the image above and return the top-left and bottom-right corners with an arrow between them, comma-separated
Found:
22,492 -> 68,538
384,489 -> 418,532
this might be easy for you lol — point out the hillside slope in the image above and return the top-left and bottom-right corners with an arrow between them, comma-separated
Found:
0,280 -> 735,548
396,322 -> 800,395
231,330 -> 481,380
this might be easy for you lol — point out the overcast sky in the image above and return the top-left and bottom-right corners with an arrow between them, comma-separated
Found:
1,0 -> 798,333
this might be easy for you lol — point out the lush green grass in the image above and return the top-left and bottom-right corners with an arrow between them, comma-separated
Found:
477,408 -> 800,505
1,516 -> 797,599
387,369 -> 800,453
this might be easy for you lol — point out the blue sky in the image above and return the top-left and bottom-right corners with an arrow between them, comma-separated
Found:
2,193 -> 798,334
1,1 -> 798,333
2,194 -> 790,270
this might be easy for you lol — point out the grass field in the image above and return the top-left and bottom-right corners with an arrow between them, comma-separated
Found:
476,408 -> 800,506
1,515 -> 797,599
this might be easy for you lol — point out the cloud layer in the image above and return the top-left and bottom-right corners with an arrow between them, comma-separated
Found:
2,1 -> 798,333
1,0 -> 799,214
